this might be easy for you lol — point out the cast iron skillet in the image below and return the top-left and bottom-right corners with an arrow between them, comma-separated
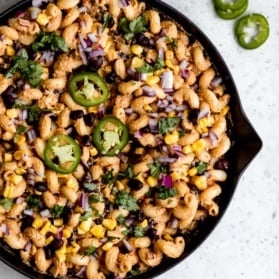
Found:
0,0 -> 262,278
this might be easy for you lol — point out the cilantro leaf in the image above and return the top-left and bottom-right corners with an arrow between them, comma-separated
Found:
102,13 -> 113,31
119,16 -> 147,41
0,198 -> 14,210
84,182 -> 98,192
197,162 -> 208,175
80,211 -> 92,221
117,214 -> 127,226
32,32 -> 68,52
89,194 -> 101,203
148,161 -> 167,179
6,50 -> 43,87
137,58 -> 165,73
13,104 -> 46,123
115,191 -> 139,211
26,194 -> 41,209
118,165 -> 136,179
101,170 -> 114,184
50,205 -> 64,218
15,125 -> 27,135
158,117 -> 180,134
134,226 -> 144,237
84,245 -> 97,256
157,186 -> 178,200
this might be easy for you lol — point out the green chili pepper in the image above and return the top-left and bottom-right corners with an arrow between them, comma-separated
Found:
213,0 -> 248,12
215,0 -> 248,20
234,13 -> 269,49
44,134 -> 81,174
68,72 -> 109,107
93,116 -> 129,156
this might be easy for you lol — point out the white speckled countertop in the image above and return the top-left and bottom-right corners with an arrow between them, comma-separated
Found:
0,0 -> 279,279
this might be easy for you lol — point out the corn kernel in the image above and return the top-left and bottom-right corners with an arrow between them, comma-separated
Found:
53,219 -> 63,227
139,219 -> 148,229
182,145 -> 192,154
63,227 -> 72,239
131,44 -> 143,56
13,150 -> 23,161
102,242 -> 113,251
66,178 -> 78,190
45,236 -> 54,246
102,219 -> 117,231
192,139 -> 206,153
4,153 -> 13,163
116,180 -> 125,191
71,241 -> 80,253
192,175 -> 207,190
36,13 -> 49,26
188,167 -> 198,177
10,173 -> 23,184
3,185 -> 14,199
40,220 -> 51,235
104,37 -> 113,51
90,224 -> 105,238
197,118 -> 208,133
170,172 -> 180,181
15,167 -> 26,175
164,130 -> 179,145
66,246 -> 73,254
78,218 -> 92,233
6,109 -> 18,118
88,106 -> 99,113
5,46 -> 15,56
89,147 -> 98,156
163,234 -> 174,241
220,105 -> 229,116
56,253 -> 66,263
143,104 -> 152,111
147,176 -> 157,187
168,111 -> 176,118
131,57 -> 145,69
146,75 -> 160,85
165,59 -> 175,69
32,218 -> 45,229
51,225 -> 60,234
14,135 -> 26,145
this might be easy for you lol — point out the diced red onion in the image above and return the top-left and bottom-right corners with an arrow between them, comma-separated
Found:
124,108 -> 133,114
78,44 -> 88,65
32,0 -> 49,7
197,108 -> 210,120
88,49 -> 105,58
41,50 -> 55,65
157,99 -> 169,109
160,28 -> 167,36
88,33 -> 98,43
24,241 -> 32,252
181,68 -> 190,79
78,34 -> 88,49
30,9 -> 40,20
24,209 -> 33,216
149,118 -> 158,131
170,218 -> 179,229
76,266 -> 86,277
160,174 -> 173,188
161,71 -> 173,90
16,197 -> 25,204
79,192 -> 89,211
210,76 -> 222,88
122,239 -> 134,252
162,145 -> 168,153
1,224 -> 9,235
98,105 -> 105,118
158,48 -> 165,59
57,227 -> 63,240
142,86 -> 155,96
100,237 -> 108,243
171,145 -> 182,152
134,130 -> 143,139
119,154 -> 128,163
140,73 -> 148,81
176,104 -> 188,112
80,20 -> 87,29
26,129 -> 37,143
209,131 -> 218,146
119,0 -> 130,7
158,156 -> 177,163
179,59 -> 188,70
79,6 -> 88,13
18,109 -> 28,121
165,103 -> 176,112
156,36 -> 166,45
149,112 -> 158,118
40,209 -> 51,218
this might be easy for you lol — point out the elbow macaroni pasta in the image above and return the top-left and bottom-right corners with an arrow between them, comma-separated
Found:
0,0 -> 233,278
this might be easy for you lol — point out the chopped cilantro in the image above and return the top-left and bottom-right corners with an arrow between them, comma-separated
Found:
158,117 -> 180,134
157,186 -> 178,200
117,214 -> 127,226
102,13 -> 113,31
13,104 -> 46,123
137,58 -> 165,73
134,226 -> 144,237
89,194 -> 101,204
101,170 -> 114,184
148,161 -> 167,179
32,32 -> 68,52
6,49 -> 43,87
26,194 -> 41,209
80,211 -> 92,221
197,162 -> 208,175
129,268 -> 141,276
115,191 -> 139,211
119,15 -> 147,41
0,198 -> 13,210
15,125 -> 27,135
84,182 -> 98,192
50,205 -> 64,218
118,164 -> 136,179
84,245 -> 97,256
166,36 -> 177,49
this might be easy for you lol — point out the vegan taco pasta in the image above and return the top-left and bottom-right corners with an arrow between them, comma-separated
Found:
0,0 -> 231,278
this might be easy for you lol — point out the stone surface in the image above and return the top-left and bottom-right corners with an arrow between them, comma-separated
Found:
0,1 -> 278,279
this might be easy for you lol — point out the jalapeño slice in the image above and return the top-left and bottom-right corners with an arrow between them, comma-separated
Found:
93,116 -> 129,156
213,0 -> 248,12
68,72 -> 109,107
215,0 -> 248,20
44,134 -> 81,174
235,13 -> 269,49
